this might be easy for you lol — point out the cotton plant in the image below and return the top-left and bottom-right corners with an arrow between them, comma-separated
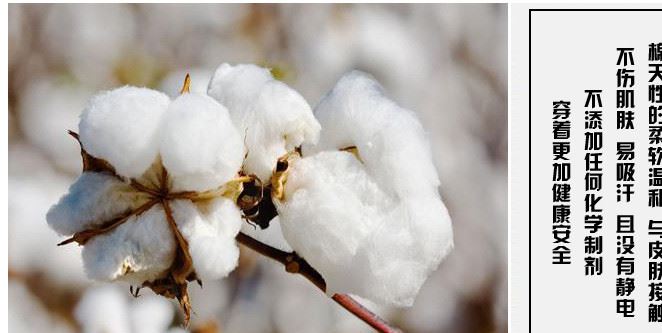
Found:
47,62 -> 453,332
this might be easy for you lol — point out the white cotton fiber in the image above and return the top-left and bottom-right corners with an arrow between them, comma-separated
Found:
208,63 -> 321,181
46,172 -> 141,236
74,285 -> 131,333
278,71 -> 453,306
351,194 -> 453,306
305,70 -> 440,197
207,64 -> 273,113
171,198 -> 242,280
82,205 -> 176,285
276,151 -> 393,294
79,86 -> 170,178
278,151 -> 451,306
160,93 -> 244,192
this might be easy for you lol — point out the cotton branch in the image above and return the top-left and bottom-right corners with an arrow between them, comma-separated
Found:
235,232 -> 403,333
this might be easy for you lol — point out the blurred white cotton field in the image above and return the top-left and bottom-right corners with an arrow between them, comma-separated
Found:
9,3 -> 507,333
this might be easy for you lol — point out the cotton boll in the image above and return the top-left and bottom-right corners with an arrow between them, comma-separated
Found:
274,152 -> 401,304
170,198 -> 242,280
82,205 -> 176,284
276,151 -> 393,295
79,86 -> 170,178
75,285 -> 132,333
208,63 -> 321,181
281,76 -> 454,305
306,70 -> 440,197
46,172 -> 142,236
130,295 -> 175,333
160,93 -> 244,192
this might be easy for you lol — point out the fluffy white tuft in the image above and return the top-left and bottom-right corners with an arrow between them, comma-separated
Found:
160,93 -> 244,191
82,205 -> 176,285
207,63 -> 273,113
208,63 -> 320,181
351,194 -> 453,306
305,70 -> 440,197
79,86 -> 170,178
276,152 -> 391,295
46,172 -> 140,236
278,71 -> 453,306
171,198 -> 242,280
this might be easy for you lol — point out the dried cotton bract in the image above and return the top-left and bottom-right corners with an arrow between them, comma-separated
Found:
275,71 -> 454,307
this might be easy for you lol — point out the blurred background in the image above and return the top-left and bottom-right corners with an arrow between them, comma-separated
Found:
8,4 -> 507,333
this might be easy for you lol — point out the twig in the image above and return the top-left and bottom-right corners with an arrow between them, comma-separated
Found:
235,232 -> 403,333
332,294 -> 402,333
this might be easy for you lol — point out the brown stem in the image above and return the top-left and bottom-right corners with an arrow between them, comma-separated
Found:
331,294 -> 402,333
235,232 -> 403,333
